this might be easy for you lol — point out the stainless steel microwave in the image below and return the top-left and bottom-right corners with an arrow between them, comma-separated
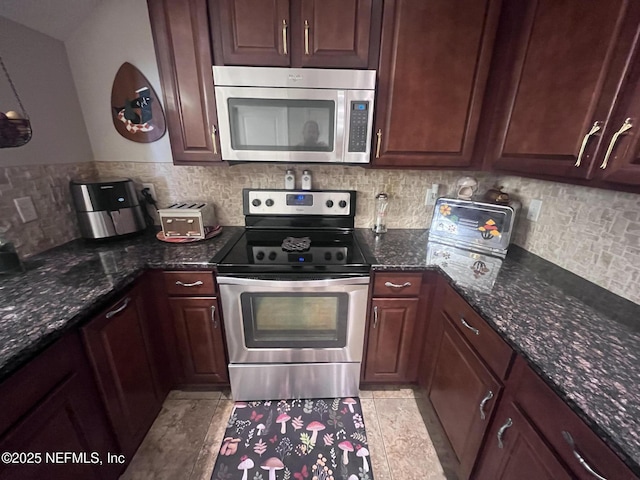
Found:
212,66 -> 376,163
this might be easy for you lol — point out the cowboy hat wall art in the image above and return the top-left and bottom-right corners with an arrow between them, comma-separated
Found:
110,62 -> 166,143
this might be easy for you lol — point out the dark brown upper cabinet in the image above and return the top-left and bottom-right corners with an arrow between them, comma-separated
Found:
209,0 -> 382,69
483,0 -> 640,188
373,0 -> 502,168
148,0 -> 222,164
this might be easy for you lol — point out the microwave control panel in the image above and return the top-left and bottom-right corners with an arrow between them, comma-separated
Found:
348,101 -> 369,152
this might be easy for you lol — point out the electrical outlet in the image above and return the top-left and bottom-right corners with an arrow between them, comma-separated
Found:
142,183 -> 157,203
425,184 -> 439,206
527,199 -> 542,222
14,196 -> 38,223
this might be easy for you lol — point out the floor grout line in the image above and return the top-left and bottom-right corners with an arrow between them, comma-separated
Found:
187,397 -> 220,480
370,397 -> 395,480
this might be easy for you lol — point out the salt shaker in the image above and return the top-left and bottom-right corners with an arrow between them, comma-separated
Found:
372,193 -> 389,234
284,169 -> 296,190
301,170 -> 312,190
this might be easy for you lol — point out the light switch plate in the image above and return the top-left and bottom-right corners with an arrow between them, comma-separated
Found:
14,196 -> 38,223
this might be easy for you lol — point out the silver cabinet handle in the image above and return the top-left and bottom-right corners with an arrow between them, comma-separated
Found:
460,316 -> 479,335
575,121 -> 603,167
601,117 -> 633,169
175,280 -> 204,287
106,297 -> 131,319
479,390 -> 494,420
497,417 -> 513,449
210,305 -> 217,329
562,431 -> 607,480
304,20 -> 310,55
384,281 -> 412,289
282,19 -> 288,55
373,305 -> 379,328
211,125 -> 218,155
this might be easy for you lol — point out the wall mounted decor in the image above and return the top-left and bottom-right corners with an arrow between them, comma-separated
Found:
110,62 -> 166,143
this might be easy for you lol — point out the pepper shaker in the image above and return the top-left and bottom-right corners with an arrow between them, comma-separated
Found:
301,170 -> 312,190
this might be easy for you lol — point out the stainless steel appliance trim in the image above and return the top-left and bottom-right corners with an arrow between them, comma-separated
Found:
213,66 -> 376,90
227,362 -> 361,401
216,276 -> 370,287
245,190 -> 353,216
218,278 -> 369,364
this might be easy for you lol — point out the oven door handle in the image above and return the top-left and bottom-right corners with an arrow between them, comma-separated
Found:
216,276 -> 370,288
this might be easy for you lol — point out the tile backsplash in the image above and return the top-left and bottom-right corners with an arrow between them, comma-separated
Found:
0,163 -> 97,258
3,161 -> 638,305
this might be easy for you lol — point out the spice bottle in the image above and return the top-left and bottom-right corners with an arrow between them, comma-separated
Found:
372,193 -> 389,234
301,170 -> 312,190
284,169 -> 295,190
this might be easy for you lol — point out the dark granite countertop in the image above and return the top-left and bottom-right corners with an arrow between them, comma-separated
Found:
1,227 -> 638,474
356,229 -> 640,475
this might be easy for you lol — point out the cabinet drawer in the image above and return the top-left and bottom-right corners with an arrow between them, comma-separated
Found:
510,356 -> 638,480
164,271 -> 215,296
442,285 -> 513,379
373,272 -> 423,297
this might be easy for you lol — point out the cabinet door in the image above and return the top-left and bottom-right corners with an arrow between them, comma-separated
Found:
169,297 -> 229,384
0,334 -> 120,480
485,0 -> 636,180
428,316 -> 502,479
597,25 -> 640,187
209,0 -> 291,66
473,401 -> 573,480
363,297 -> 418,382
148,0 -> 221,163
82,287 -> 162,458
294,0 -> 379,69
373,0 -> 501,167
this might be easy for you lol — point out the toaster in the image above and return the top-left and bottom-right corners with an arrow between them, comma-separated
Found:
158,202 -> 217,238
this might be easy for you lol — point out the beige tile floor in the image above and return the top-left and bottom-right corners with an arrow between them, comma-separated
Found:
120,386 -> 457,480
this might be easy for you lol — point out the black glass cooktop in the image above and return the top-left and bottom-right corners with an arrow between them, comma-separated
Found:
213,229 -> 373,275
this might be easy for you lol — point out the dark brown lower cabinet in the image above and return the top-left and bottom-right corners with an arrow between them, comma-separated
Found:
82,284 -> 163,459
428,315 -> 502,479
169,297 -> 229,385
363,297 -> 419,382
0,334 -> 120,480
473,399 -> 573,480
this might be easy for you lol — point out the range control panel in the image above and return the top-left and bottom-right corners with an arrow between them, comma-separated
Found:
244,189 -> 355,216
251,246 -> 348,264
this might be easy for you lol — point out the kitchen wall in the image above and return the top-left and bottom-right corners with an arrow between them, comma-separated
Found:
0,17 -> 95,257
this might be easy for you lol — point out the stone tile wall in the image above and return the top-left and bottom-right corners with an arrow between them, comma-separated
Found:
0,163 -> 98,258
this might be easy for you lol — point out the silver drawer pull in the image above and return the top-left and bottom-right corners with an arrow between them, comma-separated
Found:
479,390 -> 494,420
460,316 -> 479,335
210,305 -> 217,329
175,280 -> 204,287
373,305 -> 379,328
562,431 -> 607,480
384,281 -> 412,289
497,417 -> 513,449
106,297 -> 131,319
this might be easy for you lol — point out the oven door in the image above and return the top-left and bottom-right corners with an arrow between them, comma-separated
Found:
217,276 -> 370,364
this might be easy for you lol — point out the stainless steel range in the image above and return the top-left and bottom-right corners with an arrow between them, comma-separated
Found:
213,189 -> 374,401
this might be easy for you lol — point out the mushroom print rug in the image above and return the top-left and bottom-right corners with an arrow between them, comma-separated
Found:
211,397 -> 373,480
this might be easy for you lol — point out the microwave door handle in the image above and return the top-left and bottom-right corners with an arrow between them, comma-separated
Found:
334,90 -> 345,162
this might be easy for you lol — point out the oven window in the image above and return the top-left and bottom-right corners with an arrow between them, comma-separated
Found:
228,98 -> 335,152
241,292 -> 348,348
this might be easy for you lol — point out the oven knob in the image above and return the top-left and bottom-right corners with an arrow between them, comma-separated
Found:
324,252 -> 332,260
326,200 -> 334,208
265,199 -> 275,207
268,251 -> 277,261
256,251 -> 265,260
336,252 -> 345,261
339,200 -> 348,208
252,199 -> 262,207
